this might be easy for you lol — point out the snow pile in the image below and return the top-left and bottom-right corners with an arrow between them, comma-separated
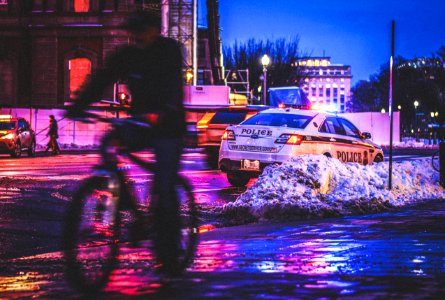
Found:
223,155 -> 444,222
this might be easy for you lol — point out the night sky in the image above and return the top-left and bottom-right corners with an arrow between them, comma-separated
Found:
199,0 -> 445,85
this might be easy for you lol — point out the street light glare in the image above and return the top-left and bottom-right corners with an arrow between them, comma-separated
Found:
413,100 -> 419,108
261,54 -> 270,67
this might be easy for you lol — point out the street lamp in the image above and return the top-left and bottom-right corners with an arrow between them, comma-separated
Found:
261,54 -> 270,105
414,100 -> 419,141
413,100 -> 419,126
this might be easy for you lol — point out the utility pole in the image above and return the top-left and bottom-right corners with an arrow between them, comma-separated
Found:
388,20 -> 395,190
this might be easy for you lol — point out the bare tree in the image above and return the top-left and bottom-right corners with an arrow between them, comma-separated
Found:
223,36 -> 305,100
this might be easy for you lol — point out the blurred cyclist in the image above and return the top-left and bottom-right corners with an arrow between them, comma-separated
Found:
66,10 -> 185,276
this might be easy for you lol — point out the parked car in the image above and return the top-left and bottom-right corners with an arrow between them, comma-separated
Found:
219,107 -> 384,186
0,115 -> 36,157
196,105 -> 268,168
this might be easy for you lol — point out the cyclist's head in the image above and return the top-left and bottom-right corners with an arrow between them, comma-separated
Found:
123,11 -> 161,47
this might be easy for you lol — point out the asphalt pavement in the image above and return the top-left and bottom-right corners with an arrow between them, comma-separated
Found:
1,201 -> 444,299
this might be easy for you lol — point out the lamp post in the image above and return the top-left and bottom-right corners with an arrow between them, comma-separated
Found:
414,100 -> 419,141
261,54 -> 270,105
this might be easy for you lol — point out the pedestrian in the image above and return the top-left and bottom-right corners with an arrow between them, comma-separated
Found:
66,11 -> 185,276
45,115 -> 61,155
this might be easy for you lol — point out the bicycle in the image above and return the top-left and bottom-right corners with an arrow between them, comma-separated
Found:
62,111 -> 199,292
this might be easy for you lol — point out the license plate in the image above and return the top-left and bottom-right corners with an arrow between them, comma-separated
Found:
241,159 -> 260,170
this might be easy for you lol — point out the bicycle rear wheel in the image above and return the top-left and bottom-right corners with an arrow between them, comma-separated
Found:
176,176 -> 199,271
63,174 -> 121,292
151,175 -> 199,275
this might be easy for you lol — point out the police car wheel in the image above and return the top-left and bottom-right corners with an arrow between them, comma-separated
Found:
227,172 -> 251,187
205,147 -> 219,169
373,155 -> 383,163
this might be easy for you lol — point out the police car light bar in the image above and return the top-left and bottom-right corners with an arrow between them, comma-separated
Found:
0,114 -> 13,119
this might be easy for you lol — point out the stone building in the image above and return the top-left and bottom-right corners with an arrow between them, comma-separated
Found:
0,0 -> 216,108
0,0 -> 142,107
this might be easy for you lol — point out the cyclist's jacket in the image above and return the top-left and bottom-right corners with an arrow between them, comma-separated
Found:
74,36 -> 185,138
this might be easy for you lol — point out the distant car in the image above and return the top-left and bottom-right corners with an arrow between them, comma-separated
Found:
196,105 -> 268,168
219,108 -> 384,186
0,115 -> 36,157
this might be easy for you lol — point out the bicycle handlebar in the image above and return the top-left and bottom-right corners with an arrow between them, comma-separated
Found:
67,111 -> 152,129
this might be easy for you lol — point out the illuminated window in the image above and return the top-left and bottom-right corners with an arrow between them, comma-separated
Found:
307,60 -> 314,67
74,0 -> 89,12
314,60 -> 320,67
69,58 -> 91,99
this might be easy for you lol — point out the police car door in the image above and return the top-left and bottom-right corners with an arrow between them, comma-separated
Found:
319,116 -> 352,159
338,117 -> 372,164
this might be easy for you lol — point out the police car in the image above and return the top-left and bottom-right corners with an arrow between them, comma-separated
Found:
219,108 -> 384,186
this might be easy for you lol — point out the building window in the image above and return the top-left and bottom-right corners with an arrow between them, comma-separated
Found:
318,88 -> 323,97
69,58 -> 91,99
340,95 -> 345,103
333,88 -> 338,97
311,87 -> 316,96
74,0 -> 89,12
326,88 -> 331,98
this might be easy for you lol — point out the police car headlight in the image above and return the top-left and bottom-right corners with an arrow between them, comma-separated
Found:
275,134 -> 303,145
0,133 -> 15,140
222,129 -> 235,140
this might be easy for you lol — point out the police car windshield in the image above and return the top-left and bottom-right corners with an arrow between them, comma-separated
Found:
241,113 -> 313,129
0,121 -> 16,130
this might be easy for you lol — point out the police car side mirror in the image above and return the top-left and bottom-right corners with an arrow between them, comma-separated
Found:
361,132 -> 371,139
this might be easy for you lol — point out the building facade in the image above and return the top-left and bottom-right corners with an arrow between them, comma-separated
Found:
0,0 -> 216,108
296,57 -> 352,113
0,0 -> 143,107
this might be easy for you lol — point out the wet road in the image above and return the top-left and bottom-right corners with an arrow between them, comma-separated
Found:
0,202 -> 444,299
0,151 -> 244,259
0,149 -> 444,298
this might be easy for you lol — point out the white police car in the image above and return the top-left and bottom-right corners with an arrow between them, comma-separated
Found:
219,108 -> 384,186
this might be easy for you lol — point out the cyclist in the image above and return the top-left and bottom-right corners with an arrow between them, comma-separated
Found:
66,11 -> 186,276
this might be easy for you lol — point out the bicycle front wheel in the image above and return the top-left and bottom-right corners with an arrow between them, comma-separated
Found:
63,174 -> 121,292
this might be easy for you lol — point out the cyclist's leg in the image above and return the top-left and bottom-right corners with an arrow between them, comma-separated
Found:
151,137 -> 183,273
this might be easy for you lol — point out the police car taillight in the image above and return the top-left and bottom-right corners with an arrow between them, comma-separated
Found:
222,129 -> 235,140
275,134 -> 303,145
